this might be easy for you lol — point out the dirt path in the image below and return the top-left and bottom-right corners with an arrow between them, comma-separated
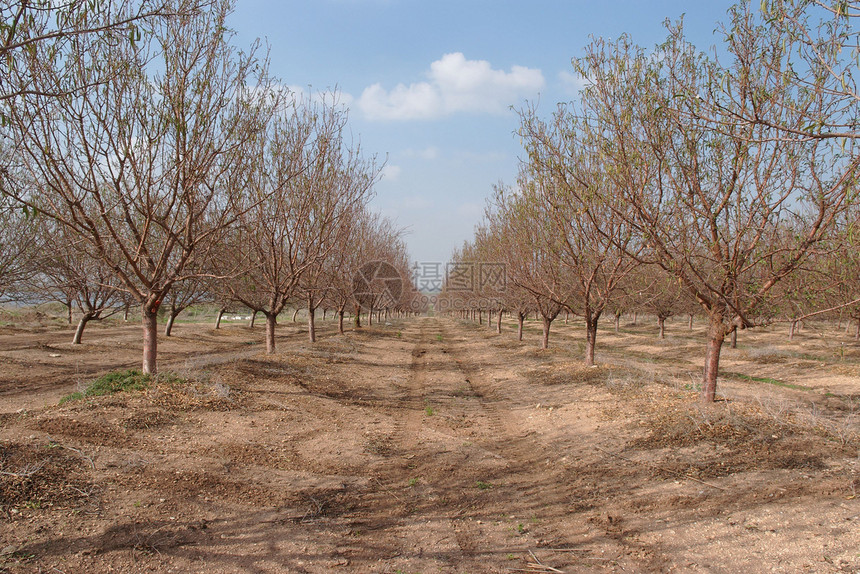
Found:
1,315 -> 858,573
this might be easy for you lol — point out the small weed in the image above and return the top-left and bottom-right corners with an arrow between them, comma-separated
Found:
506,553 -> 516,560
683,378 -> 702,393
425,405 -> 435,416
435,334 -> 443,342
59,370 -> 186,404
134,501 -> 143,508
517,522 -> 526,534
24,500 -> 41,510
60,391 -> 85,403
475,480 -> 493,490
396,331 -> 402,338
408,477 -> 420,487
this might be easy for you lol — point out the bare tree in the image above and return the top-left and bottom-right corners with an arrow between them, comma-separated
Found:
353,238 -> 410,327
224,92 -> 379,353
299,150 -> 380,343
0,0 -> 205,103
569,25 -> 857,401
35,221 -> 124,343
2,0 -> 274,373
717,0 -> 859,141
486,184 -> 568,350
517,112 -> 644,366
162,275 -> 211,337
629,264 -> 693,340
0,201 -> 40,303
323,211 -> 404,334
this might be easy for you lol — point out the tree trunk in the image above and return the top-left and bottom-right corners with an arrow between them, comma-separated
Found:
142,303 -> 158,375
730,328 -> 737,349
292,308 -> 299,323
265,312 -> 277,354
517,312 -> 524,341
702,316 -> 727,403
354,304 -> 362,328
164,313 -> 175,337
368,305 -> 374,326
67,301 -> 73,325
307,297 -> 316,343
215,307 -> 226,329
688,314 -> 694,330
478,310 -> 483,325
322,308 -> 327,321
632,311 -> 638,325
658,316 -> 666,340
249,311 -> 257,328
496,309 -> 502,334
72,313 -> 93,344
614,312 -> 621,333
584,312 -> 600,366
338,308 -> 345,335
123,304 -> 130,322
541,315 -> 551,350
164,306 -> 180,337
855,318 -> 860,339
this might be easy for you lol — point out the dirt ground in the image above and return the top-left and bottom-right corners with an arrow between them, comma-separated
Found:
1,309 -> 858,573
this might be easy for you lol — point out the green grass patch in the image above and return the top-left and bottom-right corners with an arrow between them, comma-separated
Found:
722,371 -> 812,391
60,369 -> 155,404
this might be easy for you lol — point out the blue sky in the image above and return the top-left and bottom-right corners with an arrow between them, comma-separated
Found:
229,0 -> 737,265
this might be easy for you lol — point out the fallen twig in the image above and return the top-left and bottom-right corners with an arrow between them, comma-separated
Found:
594,445 -> 727,491
524,550 -> 565,573
373,478 -> 403,502
61,445 -> 96,470
0,461 -> 46,478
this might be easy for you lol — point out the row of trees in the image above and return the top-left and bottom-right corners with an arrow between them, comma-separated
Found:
450,0 -> 860,402
0,0 -> 416,373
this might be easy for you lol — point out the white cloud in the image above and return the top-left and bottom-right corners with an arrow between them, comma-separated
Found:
557,71 -> 589,97
358,53 -> 544,121
381,164 -> 402,182
403,146 -> 439,160
360,82 -> 441,120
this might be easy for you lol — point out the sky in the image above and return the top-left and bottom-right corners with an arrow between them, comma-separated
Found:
229,0 -> 738,267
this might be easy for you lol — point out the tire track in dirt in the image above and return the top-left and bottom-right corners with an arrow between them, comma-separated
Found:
433,320 -> 579,537
341,317 -> 517,570
361,317 -> 583,569
432,318 -> 677,571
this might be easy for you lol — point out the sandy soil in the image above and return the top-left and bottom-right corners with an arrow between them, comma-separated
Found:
1,311 -> 858,573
